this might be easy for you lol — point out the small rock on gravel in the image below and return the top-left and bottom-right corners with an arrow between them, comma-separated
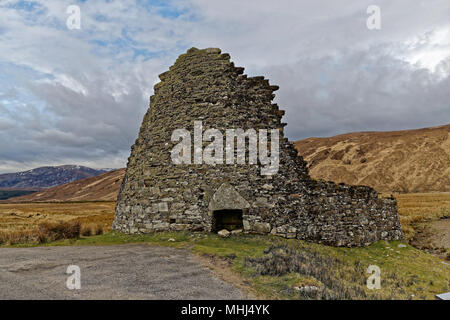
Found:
218,229 -> 231,238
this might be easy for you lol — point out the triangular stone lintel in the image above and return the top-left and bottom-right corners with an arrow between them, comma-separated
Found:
208,183 -> 251,211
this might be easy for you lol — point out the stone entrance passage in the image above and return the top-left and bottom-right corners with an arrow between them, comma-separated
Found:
212,209 -> 243,232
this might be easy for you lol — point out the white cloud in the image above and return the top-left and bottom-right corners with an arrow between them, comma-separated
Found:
403,28 -> 450,71
0,0 -> 449,173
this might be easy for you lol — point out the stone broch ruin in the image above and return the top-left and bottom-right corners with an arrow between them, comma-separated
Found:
113,47 -> 404,246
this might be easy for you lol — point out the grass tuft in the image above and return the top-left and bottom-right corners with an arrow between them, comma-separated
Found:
37,221 -> 81,243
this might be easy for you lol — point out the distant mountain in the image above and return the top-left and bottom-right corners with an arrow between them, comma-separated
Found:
7,168 -> 125,202
0,190 -> 36,200
99,168 -> 118,172
295,124 -> 450,193
0,165 -> 110,190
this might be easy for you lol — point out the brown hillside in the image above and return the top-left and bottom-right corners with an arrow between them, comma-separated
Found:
295,124 -> 450,193
6,169 -> 125,202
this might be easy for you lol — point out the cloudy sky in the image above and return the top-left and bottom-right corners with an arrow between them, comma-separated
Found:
0,0 -> 449,173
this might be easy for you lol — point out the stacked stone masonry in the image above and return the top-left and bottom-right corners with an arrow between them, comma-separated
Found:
113,47 -> 404,247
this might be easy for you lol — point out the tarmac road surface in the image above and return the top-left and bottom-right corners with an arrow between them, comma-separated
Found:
0,244 -> 246,300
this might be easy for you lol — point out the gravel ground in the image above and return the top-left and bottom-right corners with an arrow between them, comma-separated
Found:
0,244 -> 246,300
428,219 -> 450,249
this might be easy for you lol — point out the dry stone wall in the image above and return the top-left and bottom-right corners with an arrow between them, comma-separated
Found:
113,47 -> 403,247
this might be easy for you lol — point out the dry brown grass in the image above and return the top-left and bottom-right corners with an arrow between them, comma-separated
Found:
81,223 -> 104,236
394,193 -> 450,241
0,202 -> 114,244
37,221 -> 81,243
0,229 -> 36,245
0,221 -> 82,245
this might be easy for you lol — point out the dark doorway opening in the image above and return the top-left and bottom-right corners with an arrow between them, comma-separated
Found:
212,209 -> 243,232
